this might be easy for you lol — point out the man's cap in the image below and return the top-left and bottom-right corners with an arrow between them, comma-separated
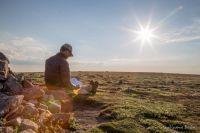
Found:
60,43 -> 73,56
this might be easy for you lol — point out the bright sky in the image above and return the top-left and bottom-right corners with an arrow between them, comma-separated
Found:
0,0 -> 200,74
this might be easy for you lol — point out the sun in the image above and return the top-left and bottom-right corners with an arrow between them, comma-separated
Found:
134,25 -> 157,44
137,27 -> 154,43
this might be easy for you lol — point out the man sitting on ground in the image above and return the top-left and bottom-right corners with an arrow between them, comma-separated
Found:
45,43 -> 98,97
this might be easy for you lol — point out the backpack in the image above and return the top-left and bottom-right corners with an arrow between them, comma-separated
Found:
0,52 -> 9,81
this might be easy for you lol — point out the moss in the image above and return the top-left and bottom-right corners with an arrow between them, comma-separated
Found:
139,119 -> 175,133
97,119 -> 144,133
68,114 -> 80,131
161,120 -> 196,132
87,128 -> 104,133
99,98 -> 183,121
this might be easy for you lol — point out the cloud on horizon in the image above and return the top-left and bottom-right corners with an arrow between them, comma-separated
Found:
0,37 -> 52,71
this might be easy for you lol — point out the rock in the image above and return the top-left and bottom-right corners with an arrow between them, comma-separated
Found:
51,113 -> 71,128
61,100 -> 73,113
22,80 -> 34,88
28,100 -> 38,106
19,129 -> 36,133
41,94 -> 48,100
23,102 -> 35,107
37,108 -> 46,114
22,104 -> 39,119
40,94 -> 55,106
2,74 -> 23,95
5,105 -> 24,120
22,87 -> 45,100
38,110 -> 52,125
4,117 -> 22,127
38,103 -> 48,110
0,95 -> 24,117
0,83 -> 4,90
0,126 -> 14,133
0,52 -> 9,81
0,92 -> 8,99
20,119 -> 39,131
48,101 -> 61,113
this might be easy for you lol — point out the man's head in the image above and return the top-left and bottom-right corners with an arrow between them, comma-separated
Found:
60,43 -> 73,59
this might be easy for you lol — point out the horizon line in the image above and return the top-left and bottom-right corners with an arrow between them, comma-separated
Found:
15,70 -> 200,76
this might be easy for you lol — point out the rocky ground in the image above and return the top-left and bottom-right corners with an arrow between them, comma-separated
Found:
1,71 -> 200,133
0,73 -> 74,133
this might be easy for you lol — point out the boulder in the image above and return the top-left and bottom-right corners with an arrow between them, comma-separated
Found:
51,113 -> 71,128
0,126 -> 14,133
5,105 -> 24,120
22,87 -> 45,101
4,117 -> 22,127
37,108 -> 46,114
22,80 -> 34,88
0,82 -> 4,90
0,92 -> 8,99
20,119 -> 39,131
48,101 -> 61,113
0,52 -> 9,81
22,104 -> 39,119
27,100 -> 38,106
0,95 -> 24,118
38,110 -> 52,125
23,102 -> 35,107
19,129 -> 36,133
38,103 -> 48,110
41,94 -> 55,102
3,74 -> 23,95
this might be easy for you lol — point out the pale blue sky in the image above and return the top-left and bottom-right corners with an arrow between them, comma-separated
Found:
0,0 -> 200,74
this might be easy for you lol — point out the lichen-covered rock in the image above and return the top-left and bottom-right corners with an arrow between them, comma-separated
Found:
48,101 -> 61,113
22,104 -> 39,119
0,52 -> 9,81
38,103 -> 48,110
28,100 -> 38,106
5,105 -> 24,120
0,95 -> 24,118
0,83 -> 4,90
22,87 -> 45,101
4,117 -> 22,127
0,126 -> 14,133
20,119 -> 39,131
38,110 -> 52,125
51,113 -> 71,128
2,74 -> 23,95
19,129 -> 36,133
37,108 -> 46,114
41,94 -> 55,104
0,92 -> 8,99
22,80 -> 34,88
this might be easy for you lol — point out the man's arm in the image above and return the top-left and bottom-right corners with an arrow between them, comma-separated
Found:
60,60 -> 74,89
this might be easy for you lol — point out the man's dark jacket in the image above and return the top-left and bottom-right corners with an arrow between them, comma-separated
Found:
45,53 -> 72,89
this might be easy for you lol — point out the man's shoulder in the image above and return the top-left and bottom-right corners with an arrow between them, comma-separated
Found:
46,54 -> 68,65
46,54 -> 59,61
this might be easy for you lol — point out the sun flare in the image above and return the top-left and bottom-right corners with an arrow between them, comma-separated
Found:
134,25 -> 157,44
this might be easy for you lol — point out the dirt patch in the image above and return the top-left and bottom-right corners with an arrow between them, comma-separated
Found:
73,98 -> 106,132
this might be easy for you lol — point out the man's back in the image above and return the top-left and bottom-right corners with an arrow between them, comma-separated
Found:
45,53 -> 70,88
